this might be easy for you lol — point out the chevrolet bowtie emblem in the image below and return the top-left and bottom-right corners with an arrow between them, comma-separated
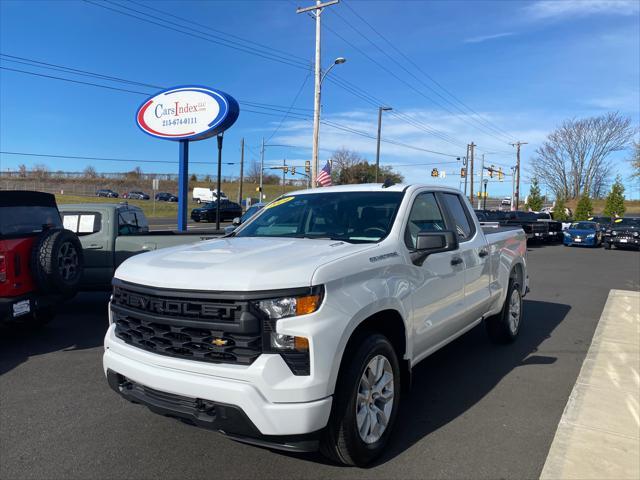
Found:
211,338 -> 228,346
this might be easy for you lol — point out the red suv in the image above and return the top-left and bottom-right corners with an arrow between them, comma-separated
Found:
1,191 -> 84,327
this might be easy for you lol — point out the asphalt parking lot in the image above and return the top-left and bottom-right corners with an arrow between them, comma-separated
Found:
1,243 -> 639,480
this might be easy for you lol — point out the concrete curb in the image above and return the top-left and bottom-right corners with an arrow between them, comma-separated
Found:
540,289 -> 640,480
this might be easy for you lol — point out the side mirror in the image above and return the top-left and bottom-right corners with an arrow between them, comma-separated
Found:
232,217 -> 241,226
411,231 -> 458,266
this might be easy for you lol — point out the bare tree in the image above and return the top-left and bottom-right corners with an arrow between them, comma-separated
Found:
329,148 -> 366,184
245,160 -> 262,183
18,164 -> 27,178
631,141 -> 640,178
83,165 -> 98,179
31,163 -> 50,180
531,112 -> 635,199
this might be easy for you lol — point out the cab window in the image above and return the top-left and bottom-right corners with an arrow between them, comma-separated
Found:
404,192 -> 445,249
118,210 -> 139,235
441,193 -> 474,240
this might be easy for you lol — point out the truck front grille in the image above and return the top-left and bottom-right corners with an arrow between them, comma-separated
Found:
114,315 -> 262,365
111,284 -> 262,366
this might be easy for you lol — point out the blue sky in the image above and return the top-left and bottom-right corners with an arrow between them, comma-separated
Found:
1,0 -> 639,198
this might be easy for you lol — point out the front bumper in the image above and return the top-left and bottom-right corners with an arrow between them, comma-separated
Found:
606,236 -> 640,247
563,236 -> 596,246
103,326 -> 333,437
106,369 -> 324,452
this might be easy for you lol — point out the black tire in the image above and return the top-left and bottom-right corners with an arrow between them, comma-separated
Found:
193,218 -> 200,223
25,307 -> 55,328
320,334 -> 401,467
196,199 -> 202,204
604,242 -> 611,250
485,278 -> 522,344
31,229 -> 84,296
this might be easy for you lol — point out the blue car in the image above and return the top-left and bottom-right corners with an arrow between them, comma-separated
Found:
563,221 -> 602,247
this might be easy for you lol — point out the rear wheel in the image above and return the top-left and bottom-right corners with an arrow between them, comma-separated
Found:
485,278 -> 522,344
320,334 -> 400,467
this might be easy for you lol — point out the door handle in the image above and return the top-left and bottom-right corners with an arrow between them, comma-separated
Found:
451,256 -> 463,266
478,249 -> 489,258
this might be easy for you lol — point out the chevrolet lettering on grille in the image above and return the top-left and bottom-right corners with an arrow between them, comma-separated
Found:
114,289 -> 238,320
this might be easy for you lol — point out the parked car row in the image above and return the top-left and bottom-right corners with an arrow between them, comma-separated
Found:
475,210 -> 562,243
96,189 -> 178,201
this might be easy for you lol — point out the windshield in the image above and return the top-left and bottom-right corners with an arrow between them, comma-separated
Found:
241,205 -> 263,222
570,222 -> 596,230
235,191 -> 404,243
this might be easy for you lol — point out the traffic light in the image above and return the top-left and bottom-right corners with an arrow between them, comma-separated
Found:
291,166 -> 296,175
431,168 -> 439,178
283,166 -> 288,174
488,165 -> 495,178
498,168 -> 504,181
305,160 -> 311,173
460,168 -> 466,178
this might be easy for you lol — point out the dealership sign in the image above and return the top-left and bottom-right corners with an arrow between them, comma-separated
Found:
136,86 -> 239,141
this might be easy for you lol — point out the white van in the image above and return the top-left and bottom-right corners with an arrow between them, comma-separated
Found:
192,187 -> 228,204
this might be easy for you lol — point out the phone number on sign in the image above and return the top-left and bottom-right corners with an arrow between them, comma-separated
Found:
162,117 -> 198,127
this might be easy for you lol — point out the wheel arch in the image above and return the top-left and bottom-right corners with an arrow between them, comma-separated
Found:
330,309 -> 411,397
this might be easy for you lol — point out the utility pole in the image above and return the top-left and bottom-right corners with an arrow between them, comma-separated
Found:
375,106 -> 392,183
469,142 -> 476,204
238,137 -> 244,205
282,159 -> 286,196
477,153 -> 485,209
510,141 -> 527,210
463,146 -> 469,196
259,137 -> 265,201
511,166 -> 516,211
297,0 -> 339,188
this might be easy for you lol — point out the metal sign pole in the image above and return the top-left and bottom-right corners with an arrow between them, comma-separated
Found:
177,140 -> 189,231
216,134 -> 224,231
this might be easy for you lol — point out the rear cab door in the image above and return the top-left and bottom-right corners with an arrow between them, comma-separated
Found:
437,191 -> 492,330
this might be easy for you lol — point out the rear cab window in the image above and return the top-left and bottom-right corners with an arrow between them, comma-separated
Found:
60,212 -> 102,236
440,193 -> 475,241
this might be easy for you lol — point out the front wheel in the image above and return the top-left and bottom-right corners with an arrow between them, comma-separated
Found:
320,334 -> 400,467
604,242 -> 612,250
485,278 -> 522,344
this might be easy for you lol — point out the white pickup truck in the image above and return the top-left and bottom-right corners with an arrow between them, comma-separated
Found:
104,184 -> 528,466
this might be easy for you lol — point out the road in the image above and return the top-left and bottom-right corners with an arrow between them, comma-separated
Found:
1,244 -> 639,479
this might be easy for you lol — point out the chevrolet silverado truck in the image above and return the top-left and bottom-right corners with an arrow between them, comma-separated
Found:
58,203 -> 222,290
103,184 -> 529,466
1,191 -> 84,327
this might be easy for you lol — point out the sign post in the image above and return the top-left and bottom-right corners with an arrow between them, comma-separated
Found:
136,85 -> 239,231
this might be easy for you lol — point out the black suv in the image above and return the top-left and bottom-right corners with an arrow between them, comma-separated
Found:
603,218 -> 640,250
96,189 -> 119,198
191,201 -> 242,223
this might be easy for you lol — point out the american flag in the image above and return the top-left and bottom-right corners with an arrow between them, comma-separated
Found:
316,160 -> 332,187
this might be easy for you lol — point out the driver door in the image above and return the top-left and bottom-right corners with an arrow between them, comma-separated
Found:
405,191 -> 466,361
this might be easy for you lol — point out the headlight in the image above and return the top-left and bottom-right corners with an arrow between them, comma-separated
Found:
612,231 -> 617,236
587,233 -> 595,238
634,232 -> 639,237
563,232 -> 571,237
257,290 -> 323,320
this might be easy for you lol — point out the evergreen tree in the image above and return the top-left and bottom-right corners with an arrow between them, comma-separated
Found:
526,178 -> 544,211
603,176 -> 626,218
575,195 -> 593,221
552,197 -> 569,221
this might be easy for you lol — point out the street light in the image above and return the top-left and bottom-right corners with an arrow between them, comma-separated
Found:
311,56 -> 346,187
375,106 -> 392,183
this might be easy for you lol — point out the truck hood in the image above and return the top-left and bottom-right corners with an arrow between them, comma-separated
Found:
114,236 -> 376,291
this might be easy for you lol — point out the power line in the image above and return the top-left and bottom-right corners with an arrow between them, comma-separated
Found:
0,150 -> 223,165
82,0 -> 309,71
340,0 -> 516,143
1,62 -> 463,159
266,72 -> 311,142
